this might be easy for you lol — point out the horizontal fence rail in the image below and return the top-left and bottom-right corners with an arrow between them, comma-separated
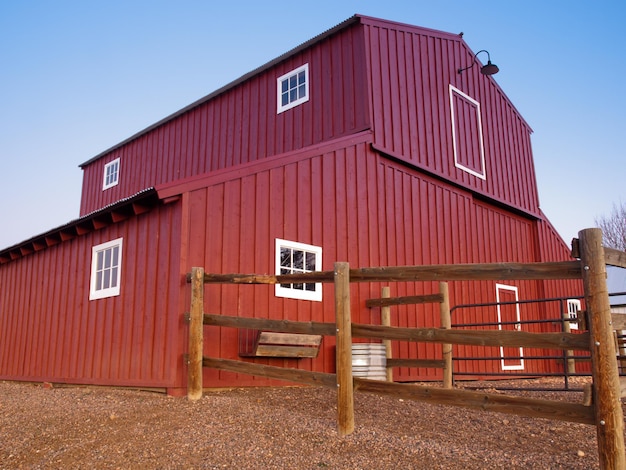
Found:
190,261 -> 583,284
186,228 -> 626,468
199,312 -> 590,351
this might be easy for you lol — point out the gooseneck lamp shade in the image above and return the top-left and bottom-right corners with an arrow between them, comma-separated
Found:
457,50 -> 499,76
480,60 -> 499,75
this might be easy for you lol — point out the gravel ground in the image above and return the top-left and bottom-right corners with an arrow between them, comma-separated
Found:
0,378 -> 611,469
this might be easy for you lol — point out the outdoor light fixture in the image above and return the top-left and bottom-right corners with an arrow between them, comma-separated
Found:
457,50 -> 499,76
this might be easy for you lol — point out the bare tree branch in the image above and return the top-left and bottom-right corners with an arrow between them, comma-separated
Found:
594,201 -> 626,251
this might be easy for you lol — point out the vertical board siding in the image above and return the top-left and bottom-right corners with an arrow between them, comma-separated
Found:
3,17 -> 583,389
376,159 -> 547,380
362,18 -> 540,217
176,143 -> 577,387
0,204 -> 182,387
2,143 -> 580,388
79,25 -> 370,216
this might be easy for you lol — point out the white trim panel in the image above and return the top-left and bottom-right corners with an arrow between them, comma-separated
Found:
495,283 -> 524,371
449,85 -> 487,180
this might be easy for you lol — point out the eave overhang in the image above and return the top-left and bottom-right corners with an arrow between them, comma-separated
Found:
0,188 -> 163,265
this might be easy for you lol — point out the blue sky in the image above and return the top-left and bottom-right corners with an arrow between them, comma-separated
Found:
0,1 -> 624,250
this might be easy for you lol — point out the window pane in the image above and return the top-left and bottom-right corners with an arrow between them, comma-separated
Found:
280,248 -> 291,268
104,249 -> 112,269
281,93 -> 289,106
293,283 -> 303,290
298,70 -> 306,84
289,75 -> 297,89
97,251 -> 104,270
305,283 -> 315,292
103,270 -> 111,289
111,267 -> 118,288
298,84 -> 306,99
112,246 -> 119,266
305,252 -> 316,271
96,271 -> 103,291
281,79 -> 289,93
293,250 -> 303,270
289,89 -> 297,102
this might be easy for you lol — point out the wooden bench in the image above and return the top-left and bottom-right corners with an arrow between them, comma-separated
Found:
240,330 -> 323,358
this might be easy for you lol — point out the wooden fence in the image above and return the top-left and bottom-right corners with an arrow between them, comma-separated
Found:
365,283 -> 452,385
186,228 -> 626,469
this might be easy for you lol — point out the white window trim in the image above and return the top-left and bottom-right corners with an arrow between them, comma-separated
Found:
277,64 -> 309,114
566,299 -> 581,330
449,85 -> 487,180
102,157 -> 120,190
89,238 -> 123,300
495,283 -> 525,371
275,238 -> 322,301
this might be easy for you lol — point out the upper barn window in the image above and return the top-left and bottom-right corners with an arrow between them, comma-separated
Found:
277,64 -> 309,113
275,238 -> 322,301
102,158 -> 120,190
89,238 -> 123,300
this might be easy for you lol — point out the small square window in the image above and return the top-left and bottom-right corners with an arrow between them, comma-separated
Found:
277,64 -> 309,114
103,158 -> 120,190
89,238 -> 123,300
275,238 -> 322,301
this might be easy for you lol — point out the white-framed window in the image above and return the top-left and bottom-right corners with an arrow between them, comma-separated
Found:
566,299 -> 581,330
89,238 -> 123,300
277,64 -> 309,114
102,158 -> 120,190
275,238 -> 322,301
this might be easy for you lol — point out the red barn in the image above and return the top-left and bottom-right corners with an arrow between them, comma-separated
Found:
0,15 -> 581,394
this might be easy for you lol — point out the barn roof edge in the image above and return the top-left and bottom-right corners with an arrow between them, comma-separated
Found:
78,14 -> 364,169
78,14 -> 471,169
0,188 -> 160,264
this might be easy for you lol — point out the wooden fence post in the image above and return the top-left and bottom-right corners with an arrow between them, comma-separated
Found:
381,286 -> 393,382
334,262 -> 354,436
578,228 -> 626,469
188,267 -> 204,401
439,282 -> 453,389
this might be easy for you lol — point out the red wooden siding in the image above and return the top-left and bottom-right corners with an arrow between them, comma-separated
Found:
0,136 -> 581,389
79,22 -> 370,216
0,15 -> 584,390
161,138 -> 578,386
361,17 -> 541,217
0,203 -> 184,389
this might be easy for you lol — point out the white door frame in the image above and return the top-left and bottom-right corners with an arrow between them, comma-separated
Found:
495,283 -> 525,371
